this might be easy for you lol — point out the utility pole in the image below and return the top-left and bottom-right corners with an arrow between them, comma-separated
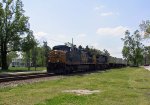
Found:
72,38 -> 73,47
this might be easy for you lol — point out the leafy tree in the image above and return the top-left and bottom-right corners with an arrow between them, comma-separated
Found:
31,46 -> 38,70
0,0 -> 29,70
0,54 -> 1,67
78,45 -> 83,51
85,45 -> 103,57
7,51 -> 18,66
139,20 -> 150,65
21,31 -> 37,70
140,20 -> 150,37
122,46 -> 130,64
37,45 -> 49,67
22,44 -> 50,68
103,49 -> 110,57
43,41 -> 51,67
143,46 -> 150,65
122,30 -> 144,66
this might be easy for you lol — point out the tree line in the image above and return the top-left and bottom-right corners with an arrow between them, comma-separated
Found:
5,42 -> 51,70
65,42 -> 110,58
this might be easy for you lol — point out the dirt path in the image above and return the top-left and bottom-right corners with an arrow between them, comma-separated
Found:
143,66 -> 150,71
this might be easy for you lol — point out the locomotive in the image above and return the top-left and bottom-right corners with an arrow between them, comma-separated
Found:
47,45 -> 126,74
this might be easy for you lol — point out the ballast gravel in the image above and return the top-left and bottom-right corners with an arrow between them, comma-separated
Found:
0,76 -> 62,88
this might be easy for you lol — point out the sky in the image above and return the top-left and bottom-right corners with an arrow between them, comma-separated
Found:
22,0 -> 150,58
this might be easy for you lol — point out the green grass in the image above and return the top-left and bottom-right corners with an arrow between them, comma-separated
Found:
0,67 -> 46,73
0,67 -> 150,105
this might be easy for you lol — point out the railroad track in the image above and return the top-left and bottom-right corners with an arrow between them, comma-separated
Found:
0,69 -> 105,83
0,73 -> 54,83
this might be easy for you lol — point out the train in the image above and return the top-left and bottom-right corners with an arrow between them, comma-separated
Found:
47,45 -> 127,74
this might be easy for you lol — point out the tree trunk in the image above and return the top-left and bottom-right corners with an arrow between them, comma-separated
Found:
26,51 -> 30,71
1,42 -> 8,70
144,56 -> 147,65
1,52 -> 8,70
133,58 -> 138,67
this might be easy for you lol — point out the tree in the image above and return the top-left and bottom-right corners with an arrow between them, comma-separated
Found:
140,20 -> 150,37
122,30 -> 144,66
21,31 -> 37,70
31,45 -> 38,70
0,0 -> 29,70
78,45 -> 83,51
103,49 -> 110,57
143,46 -> 150,65
122,46 -> 130,64
43,41 -> 51,67
139,20 -> 150,65
84,45 -> 103,57
7,51 -> 18,66
36,46 -> 45,67
22,44 -> 50,68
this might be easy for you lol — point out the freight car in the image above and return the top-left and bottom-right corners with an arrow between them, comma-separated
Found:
47,45 -> 126,74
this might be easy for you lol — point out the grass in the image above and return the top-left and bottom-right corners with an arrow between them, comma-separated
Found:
0,67 -> 46,73
0,67 -> 150,105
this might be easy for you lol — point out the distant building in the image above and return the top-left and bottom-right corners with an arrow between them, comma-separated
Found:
10,58 -> 25,67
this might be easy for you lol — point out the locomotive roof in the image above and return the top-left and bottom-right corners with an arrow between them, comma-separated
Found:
53,45 -> 71,51
53,45 -> 70,48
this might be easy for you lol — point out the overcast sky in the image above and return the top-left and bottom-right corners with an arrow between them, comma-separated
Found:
22,0 -> 150,58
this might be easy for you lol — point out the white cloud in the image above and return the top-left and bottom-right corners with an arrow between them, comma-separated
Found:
34,32 -> 72,47
34,32 -> 48,37
34,31 -> 49,43
100,12 -> 119,16
96,26 -> 129,37
77,33 -> 86,38
100,12 -> 113,16
94,5 -> 105,11
94,5 -> 119,17
90,43 -> 100,49
57,34 -> 67,40
107,47 -> 123,58
73,33 -> 87,47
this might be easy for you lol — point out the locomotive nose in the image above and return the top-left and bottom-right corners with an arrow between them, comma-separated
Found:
48,50 -> 66,63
